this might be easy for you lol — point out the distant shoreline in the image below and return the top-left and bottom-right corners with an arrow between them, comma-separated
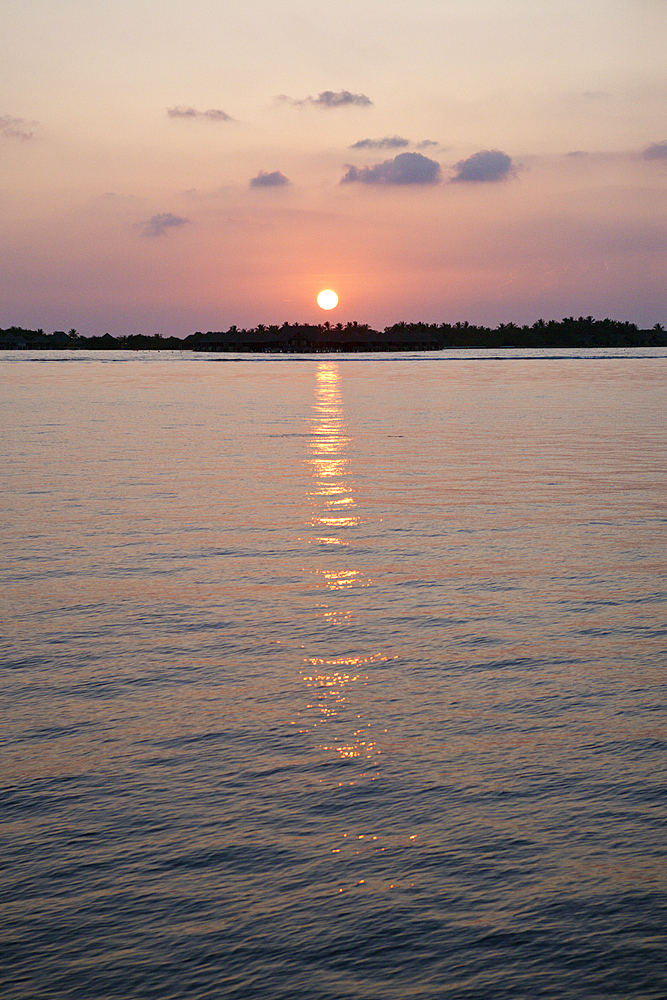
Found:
2,317 -> 666,352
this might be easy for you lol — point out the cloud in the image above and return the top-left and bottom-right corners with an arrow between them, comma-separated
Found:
250,170 -> 290,188
167,106 -> 233,121
350,136 -> 410,150
139,213 -> 190,237
1,114 -> 38,141
643,140 -> 667,160
350,137 -> 439,151
314,90 -> 371,108
341,151 -> 441,185
451,149 -> 514,182
278,90 -> 372,108
202,109 -> 233,121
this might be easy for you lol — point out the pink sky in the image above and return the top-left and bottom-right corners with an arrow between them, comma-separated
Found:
1,0 -> 666,336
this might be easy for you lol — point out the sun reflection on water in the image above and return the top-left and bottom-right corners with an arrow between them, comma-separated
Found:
299,363 -> 386,792
307,363 -> 360,532
299,654 -> 392,763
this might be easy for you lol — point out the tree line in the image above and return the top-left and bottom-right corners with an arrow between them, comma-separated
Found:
1,316 -> 665,352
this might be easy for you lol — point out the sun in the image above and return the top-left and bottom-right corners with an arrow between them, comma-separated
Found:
317,289 -> 339,310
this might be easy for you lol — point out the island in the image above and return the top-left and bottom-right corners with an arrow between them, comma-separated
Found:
1,317 -> 666,352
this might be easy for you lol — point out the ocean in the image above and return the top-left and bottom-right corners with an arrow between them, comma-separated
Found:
1,348 -> 666,999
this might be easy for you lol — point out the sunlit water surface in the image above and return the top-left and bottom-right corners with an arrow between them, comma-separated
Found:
1,349 -> 666,999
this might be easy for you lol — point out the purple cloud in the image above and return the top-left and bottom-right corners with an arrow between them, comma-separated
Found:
643,140 -> 667,161
167,107 -> 233,121
250,170 -> 290,188
451,149 -> 514,182
139,213 -> 190,238
201,109 -> 232,121
1,114 -> 38,141
341,151 -> 441,185
350,136 -> 410,150
350,137 -> 439,151
279,90 -> 372,108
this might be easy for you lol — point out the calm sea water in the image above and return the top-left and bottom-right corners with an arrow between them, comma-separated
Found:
1,348 -> 666,1000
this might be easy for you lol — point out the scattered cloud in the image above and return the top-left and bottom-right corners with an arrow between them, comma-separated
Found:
278,90 -> 372,108
350,137 -> 440,151
451,149 -> 514,182
314,90 -> 371,108
350,136 -> 410,150
250,170 -> 290,188
643,140 -> 667,160
167,106 -> 233,121
139,213 -> 190,237
1,114 -> 38,141
341,151 -> 441,185
202,109 -> 233,121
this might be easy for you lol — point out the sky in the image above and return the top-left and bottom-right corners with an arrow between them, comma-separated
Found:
1,0 -> 666,336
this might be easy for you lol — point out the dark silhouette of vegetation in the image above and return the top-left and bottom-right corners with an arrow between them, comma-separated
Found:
183,316 -> 667,351
1,316 -> 666,352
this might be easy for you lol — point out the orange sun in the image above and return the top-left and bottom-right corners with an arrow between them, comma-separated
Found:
317,289 -> 339,310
